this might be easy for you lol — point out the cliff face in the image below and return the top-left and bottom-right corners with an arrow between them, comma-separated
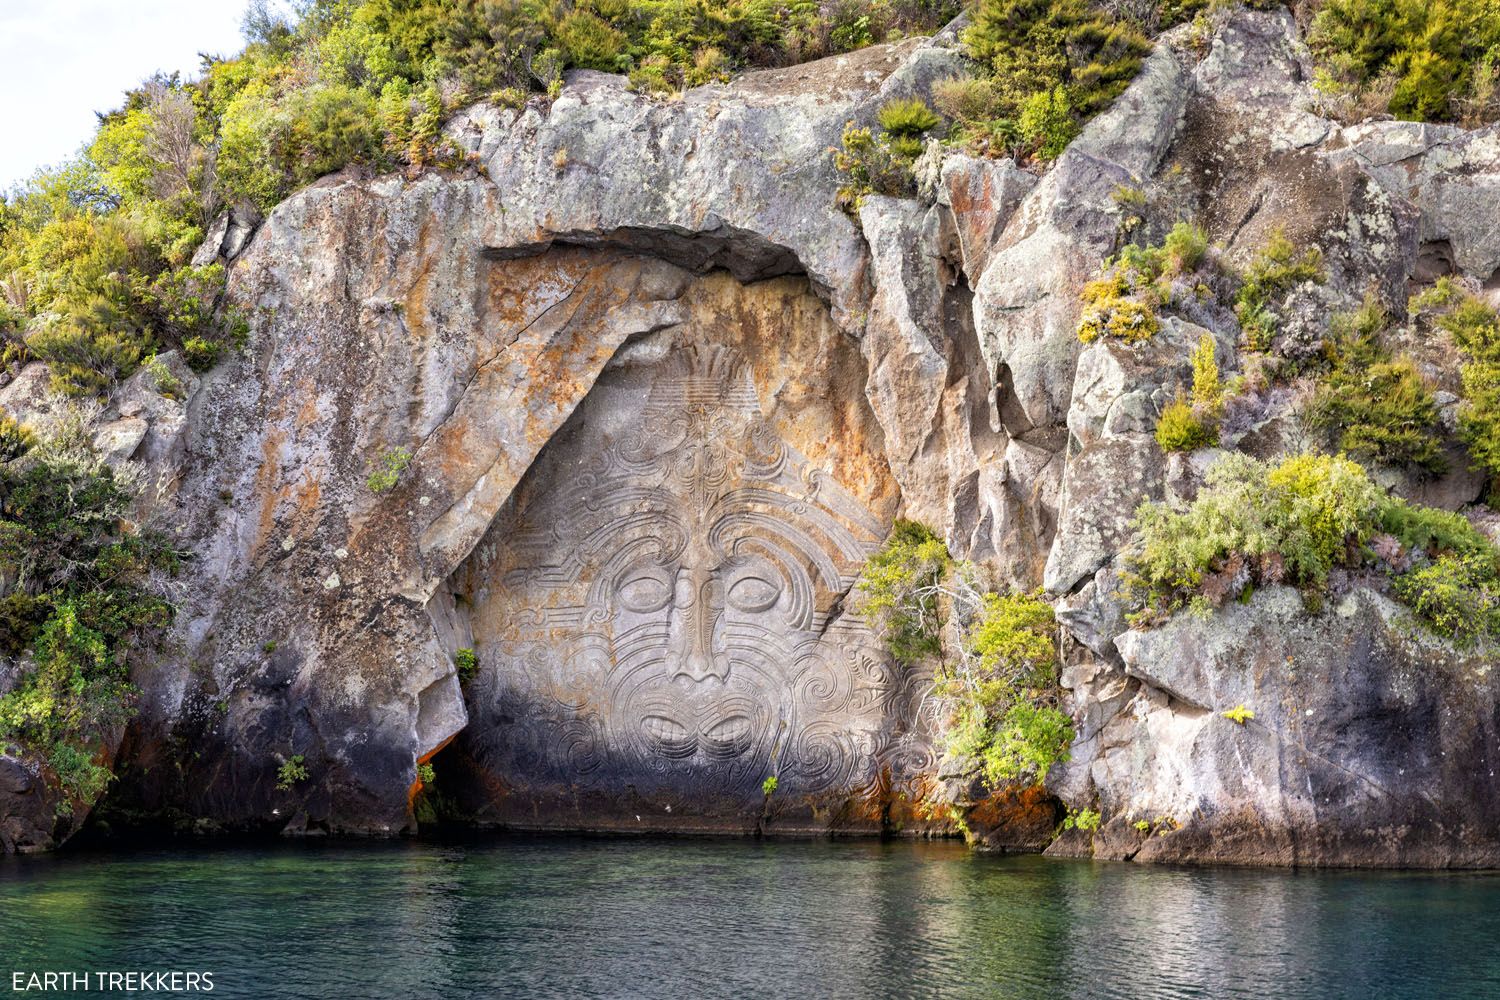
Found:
3,10 -> 1498,863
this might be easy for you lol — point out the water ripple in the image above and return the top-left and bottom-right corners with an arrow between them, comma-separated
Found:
2,839 -> 1499,999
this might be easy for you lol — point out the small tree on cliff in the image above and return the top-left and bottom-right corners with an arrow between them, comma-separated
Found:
855,521 -> 1073,791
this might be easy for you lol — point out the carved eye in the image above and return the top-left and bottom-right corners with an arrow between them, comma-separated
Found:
727,574 -> 780,612
616,571 -> 672,613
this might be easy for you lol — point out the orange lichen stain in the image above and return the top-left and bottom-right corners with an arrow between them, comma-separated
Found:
407,734 -> 459,811
248,427 -> 287,563
967,784 -> 1059,837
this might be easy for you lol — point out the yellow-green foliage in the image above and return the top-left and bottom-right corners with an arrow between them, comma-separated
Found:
945,0 -> 1152,161
1077,222 -> 1211,344
1309,0 -> 1500,124
1155,396 -> 1217,452
1190,331 -> 1221,408
1222,704 -> 1254,725
1234,230 -> 1326,352
8,0 -> 964,397
0,425 -> 179,813
1310,298 -> 1446,475
1126,452 -> 1500,643
858,524 -> 1073,790
366,446 -> 413,493
1414,282 -> 1500,487
940,590 -> 1073,789
1158,332 -> 1225,452
835,99 -> 944,208
855,519 -> 952,663
275,754 -> 309,791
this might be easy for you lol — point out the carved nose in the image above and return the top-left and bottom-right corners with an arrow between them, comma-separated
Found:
671,572 -> 728,682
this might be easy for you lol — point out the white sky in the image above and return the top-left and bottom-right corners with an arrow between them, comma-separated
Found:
0,1 -> 251,191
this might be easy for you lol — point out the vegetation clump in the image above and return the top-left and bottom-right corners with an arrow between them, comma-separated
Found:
834,98 -> 945,211
1077,222 -> 1212,345
1309,296 -> 1447,476
937,0 -> 1152,162
454,647 -> 478,684
1411,280 -> 1500,494
1308,0 -> 1500,125
275,754 -> 309,791
1125,451 -> 1500,645
366,446 -> 413,492
857,523 -> 1073,790
0,416 -> 178,813
1156,331 -> 1226,452
1233,230 -> 1325,353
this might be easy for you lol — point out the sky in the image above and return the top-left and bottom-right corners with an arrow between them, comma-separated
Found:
0,1 -> 252,191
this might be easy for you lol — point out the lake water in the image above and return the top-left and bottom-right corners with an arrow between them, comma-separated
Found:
2,837 -> 1498,999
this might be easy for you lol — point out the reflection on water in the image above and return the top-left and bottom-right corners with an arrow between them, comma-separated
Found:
3,837 -> 1499,999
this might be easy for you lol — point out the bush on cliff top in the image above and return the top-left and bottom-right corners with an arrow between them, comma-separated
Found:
1308,0 -> 1500,125
931,0 -> 1152,163
8,0 -> 964,400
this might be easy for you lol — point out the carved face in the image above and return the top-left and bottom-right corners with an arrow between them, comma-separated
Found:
461,344 -> 931,798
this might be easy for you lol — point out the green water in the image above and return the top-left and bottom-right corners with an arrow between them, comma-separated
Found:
2,837 -> 1498,999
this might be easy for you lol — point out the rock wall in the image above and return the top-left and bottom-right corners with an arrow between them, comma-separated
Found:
3,9 -> 1499,864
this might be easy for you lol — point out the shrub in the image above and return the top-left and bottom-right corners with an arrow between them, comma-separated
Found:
0,429 -> 178,811
366,446 -> 413,492
1076,222 -> 1214,345
1415,285 -> 1500,486
454,647 -> 478,683
1235,230 -> 1325,352
1126,451 -> 1500,643
950,0 -> 1151,161
877,97 -> 942,138
855,519 -> 951,664
859,524 -> 1072,791
939,590 -> 1072,789
1393,553 -> 1500,645
1310,302 -> 1446,475
1309,0 -> 1500,124
833,122 -> 920,213
276,754 -> 309,791
417,761 -> 436,785
1155,396 -> 1217,452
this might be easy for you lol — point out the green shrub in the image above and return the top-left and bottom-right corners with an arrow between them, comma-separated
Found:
0,430 -> 178,811
1414,285 -> 1500,486
1077,222 -> 1214,345
859,524 -> 1071,791
1127,451 -> 1500,643
417,761 -> 437,785
1155,396 -> 1218,452
964,0 -> 1152,115
275,754 -> 309,791
1234,230 -> 1326,352
0,416 -> 36,464
877,97 -> 942,138
948,0 -> 1151,161
938,590 -> 1072,789
454,647 -> 478,683
834,122 -> 921,213
1310,302 -> 1446,475
855,519 -> 952,664
366,446 -> 413,492
1309,0 -> 1500,124
1393,553 -> 1500,645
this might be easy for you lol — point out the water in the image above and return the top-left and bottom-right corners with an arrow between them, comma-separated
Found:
2,837 -> 1498,999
